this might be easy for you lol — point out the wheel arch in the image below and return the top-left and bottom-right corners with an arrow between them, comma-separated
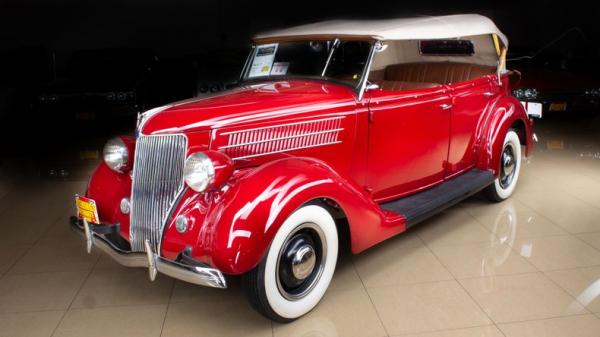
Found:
206,157 -> 383,275
477,95 -> 533,175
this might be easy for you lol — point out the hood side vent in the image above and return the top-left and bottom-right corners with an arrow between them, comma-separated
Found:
219,117 -> 344,160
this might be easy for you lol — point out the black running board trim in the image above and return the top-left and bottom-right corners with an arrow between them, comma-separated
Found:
379,169 -> 495,228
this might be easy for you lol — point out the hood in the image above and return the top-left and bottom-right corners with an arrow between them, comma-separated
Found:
140,80 -> 358,135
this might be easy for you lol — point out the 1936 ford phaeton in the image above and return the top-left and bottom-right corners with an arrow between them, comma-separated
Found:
71,15 -> 534,321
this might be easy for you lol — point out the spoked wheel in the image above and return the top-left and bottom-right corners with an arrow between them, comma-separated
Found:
242,205 -> 338,322
485,130 -> 522,202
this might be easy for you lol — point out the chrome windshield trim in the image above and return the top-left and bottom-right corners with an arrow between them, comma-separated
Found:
357,41 -> 378,102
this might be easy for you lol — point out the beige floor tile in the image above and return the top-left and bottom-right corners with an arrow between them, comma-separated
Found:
397,325 -> 504,337
9,241 -> 99,275
94,254 -> 125,269
71,267 -> 173,309
515,184 -> 600,234
0,216 -> 55,245
498,314 -> 600,337
415,209 -> 494,247
170,277 -> 242,304
546,266 -> 600,313
462,198 -> 567,239
430,242 -> 536,279
327,257 -> 365,292
368,280 -> 491,335
162,300 -> 272,337
577,232 -> 600,251
512,235 -> 600,271
0,310 -> 64,337
0,271 -> 87,313
0,244 -> 30,275
53,305 -> 166,337
459,272 -> 587,323
354,245 -> 452,287
38,215 -> 82,244
273,288 -> 386,337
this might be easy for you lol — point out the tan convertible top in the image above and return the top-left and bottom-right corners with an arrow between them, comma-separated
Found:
254,14 -> 508,46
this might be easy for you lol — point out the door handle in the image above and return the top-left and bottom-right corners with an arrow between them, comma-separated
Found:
440,104 -> 453,110
483,92 -> 495,97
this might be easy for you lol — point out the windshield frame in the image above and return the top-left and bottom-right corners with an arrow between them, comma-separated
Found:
239,38 -> 376,100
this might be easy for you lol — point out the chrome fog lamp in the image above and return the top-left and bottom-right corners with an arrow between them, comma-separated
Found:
103,137 -> 129,173
183,152 -> 215,192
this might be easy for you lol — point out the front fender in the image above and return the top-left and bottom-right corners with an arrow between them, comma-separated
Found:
161,157 -> 389,275
476,95 -> 533,175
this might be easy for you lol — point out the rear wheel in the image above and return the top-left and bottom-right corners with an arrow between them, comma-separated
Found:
485,130 -> 521,202
242,205 -> 338,322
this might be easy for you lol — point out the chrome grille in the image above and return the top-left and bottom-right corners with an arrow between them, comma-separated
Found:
220,117 -> 344,160
130,134 -> 187,252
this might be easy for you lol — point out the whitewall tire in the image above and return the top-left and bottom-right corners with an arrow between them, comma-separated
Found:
242,204 -> 338,322
485,130 -> 521,202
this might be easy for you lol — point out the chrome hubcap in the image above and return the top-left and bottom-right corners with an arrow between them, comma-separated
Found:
276,223 -> 326,301
500,144 -> 516,189
291,245 -> 316,280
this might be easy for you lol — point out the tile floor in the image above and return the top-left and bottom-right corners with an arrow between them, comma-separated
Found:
1,116 -> 600,336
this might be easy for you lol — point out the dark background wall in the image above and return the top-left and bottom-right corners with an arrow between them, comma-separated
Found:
2,0 -> 599,70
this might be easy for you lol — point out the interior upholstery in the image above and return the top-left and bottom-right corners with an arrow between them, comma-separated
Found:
379,80 -> 440,91
369,62 -> 495,91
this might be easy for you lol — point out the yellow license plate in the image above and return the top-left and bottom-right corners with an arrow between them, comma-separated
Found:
75,195 -> 100,224
549,102 -> 567,111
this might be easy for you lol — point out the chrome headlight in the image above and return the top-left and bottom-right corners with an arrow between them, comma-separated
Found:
103,137 -> 129,172
513,88 -> 538,100
183,152 -> 215,192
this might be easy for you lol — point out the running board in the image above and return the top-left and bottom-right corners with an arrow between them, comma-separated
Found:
380,169 -> 495,228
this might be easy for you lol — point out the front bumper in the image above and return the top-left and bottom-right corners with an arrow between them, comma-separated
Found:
69,217 -> 227,289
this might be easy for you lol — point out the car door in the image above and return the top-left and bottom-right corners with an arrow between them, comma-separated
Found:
365,86 -> 452,201
446,76 -> 495,176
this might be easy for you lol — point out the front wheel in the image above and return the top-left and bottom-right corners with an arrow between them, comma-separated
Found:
242,205 -> 338,322
485,130 -> 522,202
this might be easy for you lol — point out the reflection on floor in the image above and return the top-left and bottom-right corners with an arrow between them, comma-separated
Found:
1,114 -> 600,337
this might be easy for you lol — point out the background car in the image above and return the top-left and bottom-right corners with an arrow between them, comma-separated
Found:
509,29 -> 600,115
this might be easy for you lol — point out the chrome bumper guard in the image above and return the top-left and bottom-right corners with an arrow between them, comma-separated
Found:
69,217 -> 227,289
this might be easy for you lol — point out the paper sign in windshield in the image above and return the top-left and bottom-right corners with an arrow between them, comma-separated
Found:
249,44 -> 278,78
270,62 -> 289,76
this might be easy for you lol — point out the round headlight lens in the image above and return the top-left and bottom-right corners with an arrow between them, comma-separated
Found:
103,137 -> 129,172
183,152 -> 215,192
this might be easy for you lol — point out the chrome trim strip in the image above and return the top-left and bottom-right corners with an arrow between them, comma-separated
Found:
233,140 -> 342,160
74,221 -> 227,288
218,128 -> 344,149
221,116 -> 345,136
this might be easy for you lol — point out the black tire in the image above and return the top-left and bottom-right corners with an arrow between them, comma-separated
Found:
241,205 -> 338,322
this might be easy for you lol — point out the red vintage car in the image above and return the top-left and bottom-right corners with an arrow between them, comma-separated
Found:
71,14 -> 534,321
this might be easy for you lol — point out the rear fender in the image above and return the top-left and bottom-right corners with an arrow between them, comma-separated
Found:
477,95 -> 533,175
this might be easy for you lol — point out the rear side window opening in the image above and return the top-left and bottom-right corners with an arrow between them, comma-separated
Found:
419,39 -> 475,56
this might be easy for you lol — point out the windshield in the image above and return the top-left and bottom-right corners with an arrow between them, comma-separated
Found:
243,39 -> 372,87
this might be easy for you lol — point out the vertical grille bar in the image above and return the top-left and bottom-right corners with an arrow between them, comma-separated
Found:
130,134 -> 187,252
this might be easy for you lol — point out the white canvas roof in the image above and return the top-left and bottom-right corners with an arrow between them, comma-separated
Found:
255,14 -> 508,46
